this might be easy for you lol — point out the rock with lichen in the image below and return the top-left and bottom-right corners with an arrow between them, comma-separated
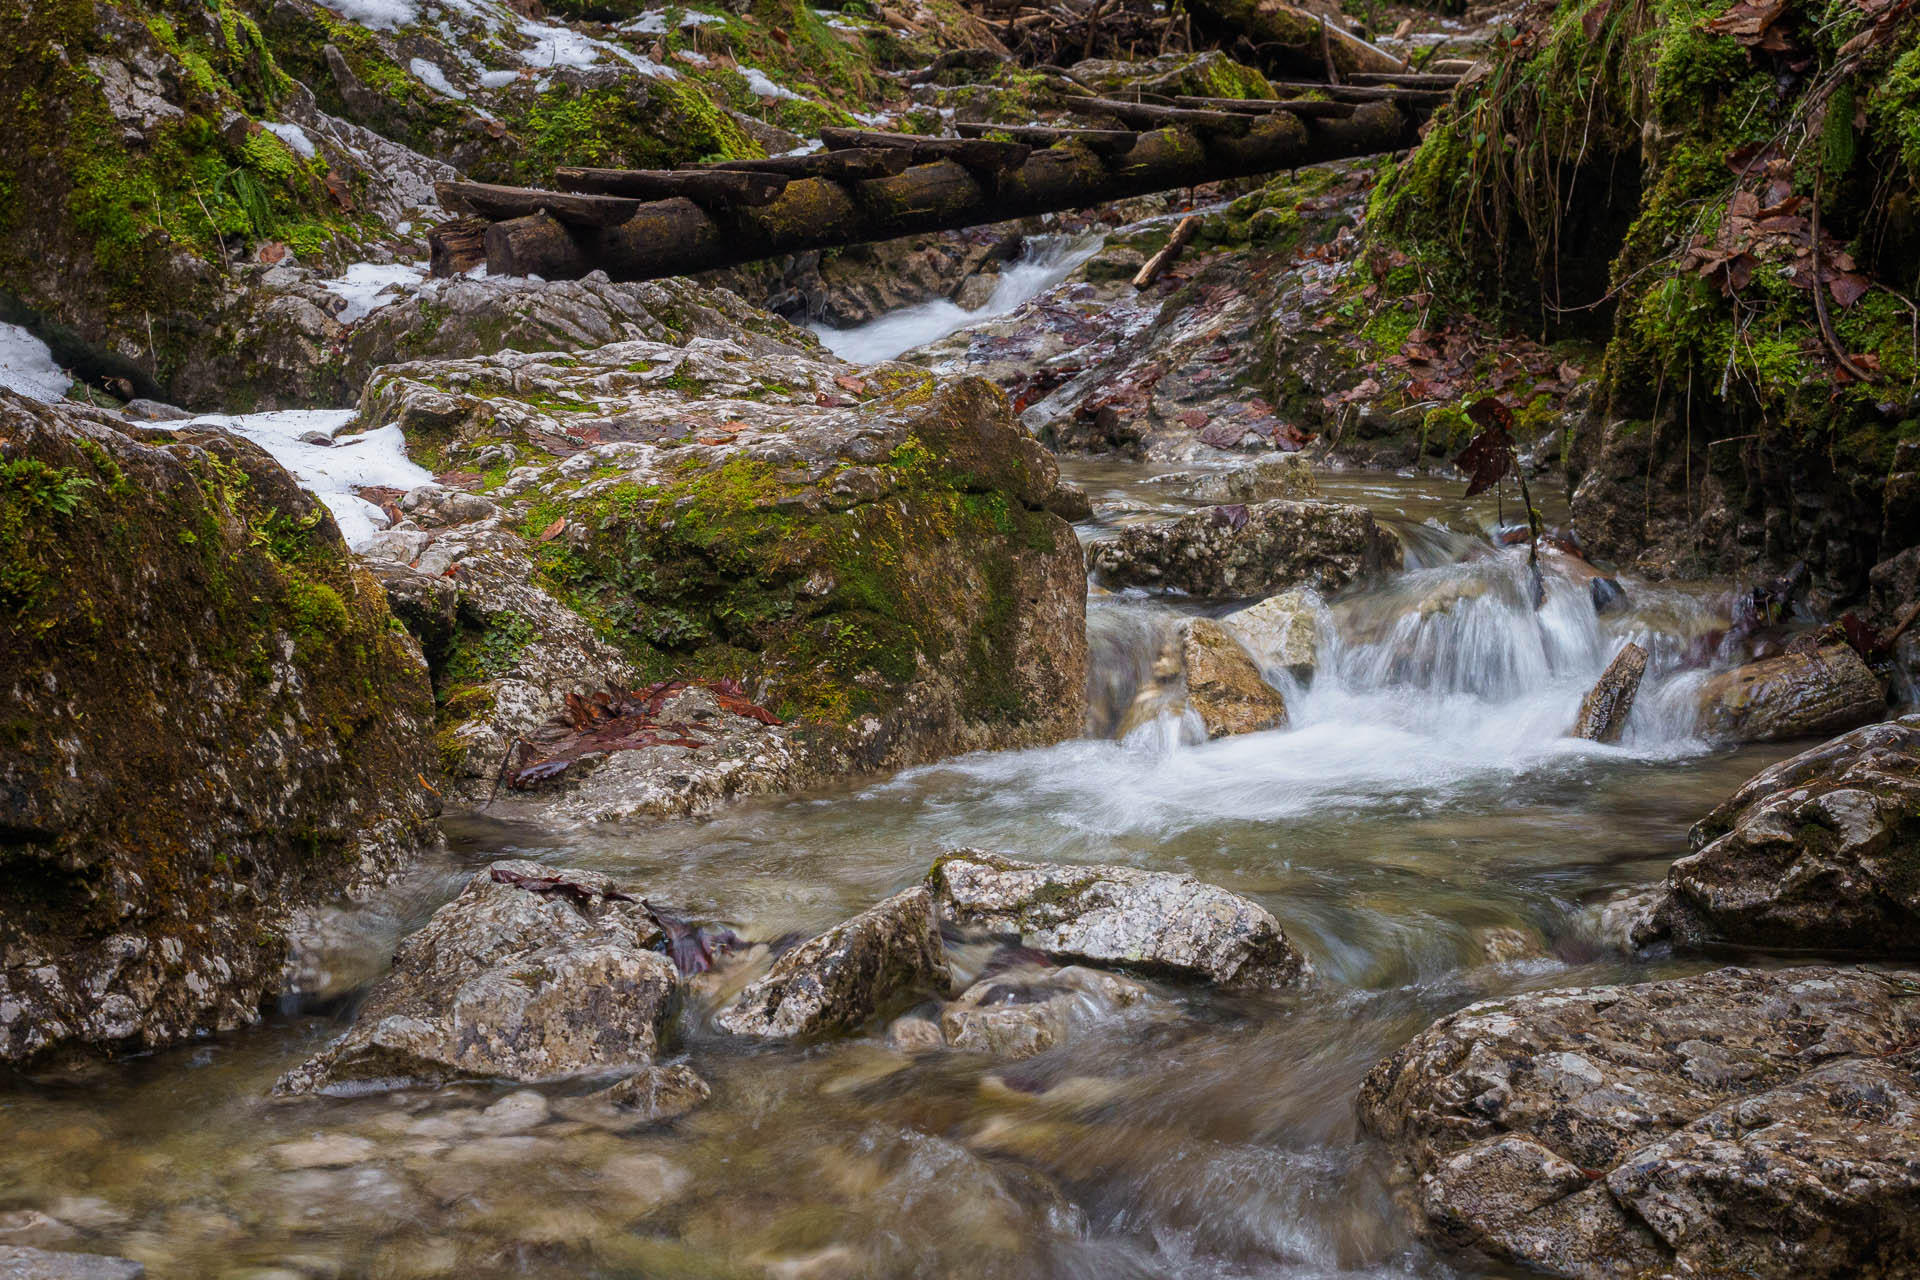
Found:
0,391 -> 438,1063
356,315 -> 1090,810
927,851 -> 1309,989
1359,965 -> 1920,1280
276,860 -> 674,1093
1089,498 -> 1401,597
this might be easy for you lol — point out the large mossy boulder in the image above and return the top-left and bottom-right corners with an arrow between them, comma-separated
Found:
358,322 -> 1090,790
0,391 -> 438,1062
1359,965 -> 1920,1280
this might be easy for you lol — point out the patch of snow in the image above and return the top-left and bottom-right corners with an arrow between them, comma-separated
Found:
673,48 -> 711,65
738,66 -> 804,100
477,68 -> 522,88
778,140 -> 825,157
163,410 -> 433,551
262,122 -> 318,159
320,0 -> 419,30
318,261 -> 428,324
621,9 -> 669,32
409,57 -> 467,99
517,17 -> 672,76
0,323 -> 71,403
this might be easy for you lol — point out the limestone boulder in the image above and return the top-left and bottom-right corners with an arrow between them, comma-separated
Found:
0,395 -> 437,1063
927,851 -> 1309,989
1358,965 -> 1920,1280
1089,499 -> 1400,597
276,861 -> 674,1093
1221,586 -> 1323,684
713,888 -> 951,1039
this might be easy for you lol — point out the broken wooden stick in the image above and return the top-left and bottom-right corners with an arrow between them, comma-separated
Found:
1133,213 -> 1201,288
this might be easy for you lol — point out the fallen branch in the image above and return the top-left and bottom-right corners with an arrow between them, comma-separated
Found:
1133,213 -> 1200,287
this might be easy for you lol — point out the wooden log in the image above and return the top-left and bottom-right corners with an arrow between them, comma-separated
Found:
437,180 -> 640,228
428,216 -> 489,276
817,127 -> 1031,171
554,166 -> 790,208
479,102 -> 1421,282
1185,0 -> 1408,77
1173,95 -> 1357,118
709,149 -> 910,180
1268,79 -> 1454,105
954,121 -> 1140,156
1571,642 -> 1648,743
1077,97 -> 1253,136
1133,214 -> 1200,288
1344,70 -> 1463,88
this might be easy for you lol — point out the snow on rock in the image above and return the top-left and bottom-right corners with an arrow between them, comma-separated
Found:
319,0 -> 420,30
408,57 -> 467,99
161,410 -> 433,551
262,121 -> 317,159
0,323 -> 71,403
318,261 -> 429,324
739,66 -> 805,100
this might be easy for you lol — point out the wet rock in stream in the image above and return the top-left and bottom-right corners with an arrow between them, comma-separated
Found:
0,1248 -> 143,1280
276,861 -> 677,1094
1692,635 -> 1886,743
939,964 -> 1150,1059
1180,617 -> 1289,738
1089,497 -> 1401,598
928,851 -> 1309,989
713,888 -> 951,1039
1627,714 -> 1920,956
1359,965 -> 1920,1280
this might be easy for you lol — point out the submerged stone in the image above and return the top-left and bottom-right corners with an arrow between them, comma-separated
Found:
941,964 -> 1149,1059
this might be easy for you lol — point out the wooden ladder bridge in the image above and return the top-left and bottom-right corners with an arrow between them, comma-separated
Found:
428,74 -> 1462,283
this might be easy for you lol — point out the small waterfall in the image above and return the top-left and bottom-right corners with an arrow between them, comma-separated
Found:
810,233 -> 1103,364
1083,540 -> 1729,766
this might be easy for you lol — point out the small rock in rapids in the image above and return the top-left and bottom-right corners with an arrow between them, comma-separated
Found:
928,851 -> 1309,989
712,888 -> 951,1039
941,964 -> 1148,1059
1181,618 -> 1288,738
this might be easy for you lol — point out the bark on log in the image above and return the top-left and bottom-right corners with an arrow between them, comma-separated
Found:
1269,80 -> 1453,105
554,166 -> 790,207
954,121 -> 1141,156
475,103 -> 1420,282
1344,71 -> 1463,88
1571,642 -> 1648,743
1173,95 -> 1357,118
1078,97 -> 1253,136
1133,214 -> 1200,288
1185,0 -> 1408,76
710,149 -> 911,180
437,181 -> 639,227
818,127 -> 1031,171
428,216 -> 489,276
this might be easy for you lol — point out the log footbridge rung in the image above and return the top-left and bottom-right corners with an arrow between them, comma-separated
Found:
429,80 -> 1459,284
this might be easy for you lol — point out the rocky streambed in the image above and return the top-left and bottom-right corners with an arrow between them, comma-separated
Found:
4,188 -> 1920,1280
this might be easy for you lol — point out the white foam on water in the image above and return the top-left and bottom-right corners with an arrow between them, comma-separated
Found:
158,410 -> 433,550
810,233 -> 1103,364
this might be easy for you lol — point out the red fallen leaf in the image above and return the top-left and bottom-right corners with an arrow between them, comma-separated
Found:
1829,271 -> 1870,307
1180,409 -> 1209,429
1199,420 -> 1247,447
834,374 -> 868,393
1839,612 -> 1884,659
1581,0 -> 1613,39
256,241 -> 290,265
697,435 -> 730,445
323,170 -> 355,211
1211,503 -> 1250,531
538,516 -> 567,542
1456,399 -> 1518,498
1557,361 -> 1583,385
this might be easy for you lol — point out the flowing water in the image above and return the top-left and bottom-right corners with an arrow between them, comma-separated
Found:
1,353 -> 1796,1277
809,234 -> 1104,365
